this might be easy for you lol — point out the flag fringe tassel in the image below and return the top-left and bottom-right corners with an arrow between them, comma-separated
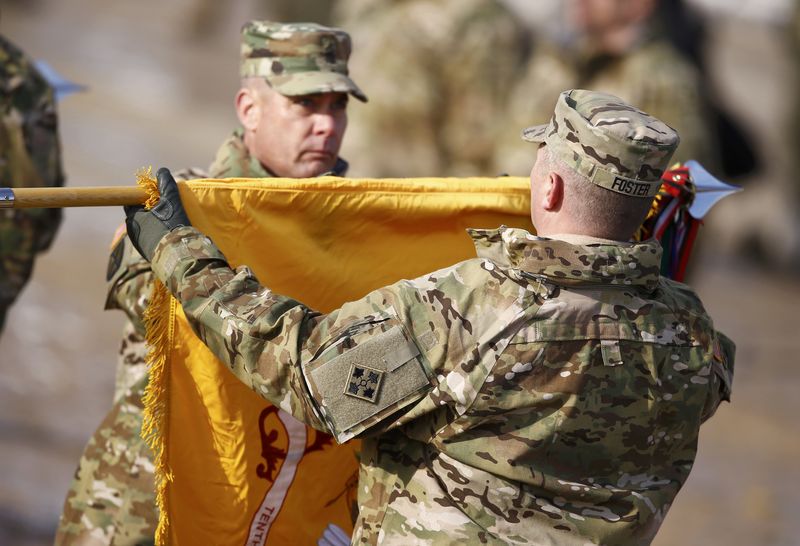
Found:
137,167 -> 173,546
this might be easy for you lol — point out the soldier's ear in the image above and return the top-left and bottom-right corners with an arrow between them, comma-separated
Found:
542,172 -> 564,212
235,87 -> 260,131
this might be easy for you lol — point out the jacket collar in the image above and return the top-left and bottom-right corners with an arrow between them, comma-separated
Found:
469,226 -> 662,291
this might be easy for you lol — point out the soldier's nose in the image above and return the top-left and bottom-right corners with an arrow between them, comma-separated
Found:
313,113 -> 337,136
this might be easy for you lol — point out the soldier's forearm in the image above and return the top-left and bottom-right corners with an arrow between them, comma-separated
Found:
150,226 -> 328,429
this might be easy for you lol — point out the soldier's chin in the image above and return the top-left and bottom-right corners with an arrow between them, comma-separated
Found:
298,157 -> 335,178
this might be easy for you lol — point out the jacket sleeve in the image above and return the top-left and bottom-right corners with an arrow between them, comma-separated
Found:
150,226 -> 411,434
149,226 -> 504,442
700,329 -> 735,423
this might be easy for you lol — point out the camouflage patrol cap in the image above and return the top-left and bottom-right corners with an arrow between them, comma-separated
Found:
522,89 -> 679,198
240,20 -> 367,102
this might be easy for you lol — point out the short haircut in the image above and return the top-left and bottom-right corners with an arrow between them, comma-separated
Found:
241,76 -> 271,93
542,147 -> 654,240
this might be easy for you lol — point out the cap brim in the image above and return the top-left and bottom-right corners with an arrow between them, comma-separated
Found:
521,124 -> 548,143
271,71 -> 368,102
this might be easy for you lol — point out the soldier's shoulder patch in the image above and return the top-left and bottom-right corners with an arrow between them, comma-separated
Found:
109,222 -> 127,249
711,333 -> 735,402
106,235 -> 125,281
344,364 -> 384,403
712,337 -> 724,364
303,319 -> 434,443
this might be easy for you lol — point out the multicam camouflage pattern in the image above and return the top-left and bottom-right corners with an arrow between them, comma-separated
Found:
497,38 -> 714,178
150,223 -> 734,545
56,133 -> 348,543
333,0 -> 528,177
53,353 -> 156,546
0,35 -> 64,332
240,20 -> 367,102
522,89 -> 679,198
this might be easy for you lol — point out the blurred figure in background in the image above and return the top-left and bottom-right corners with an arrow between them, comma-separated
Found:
656,0 -> 758,181
497,0 -> 717,176
788,1 -> 800,209
334,0 -> 529,177
185,0 -> 336,40
0,33 -> 64,336
786,0 -> 800,205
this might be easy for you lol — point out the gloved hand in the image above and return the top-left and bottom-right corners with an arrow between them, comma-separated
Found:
124,167 -> 191,262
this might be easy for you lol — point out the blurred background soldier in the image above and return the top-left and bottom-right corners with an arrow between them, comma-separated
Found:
497,0 -> 719,176
789,0 -> 800,208
54,20 -> 365,545
0,33 -> 64,335
333,0 -> 529,177
186,0 -> 337,39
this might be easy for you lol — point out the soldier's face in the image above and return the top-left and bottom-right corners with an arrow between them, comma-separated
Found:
251,89 -> 348,178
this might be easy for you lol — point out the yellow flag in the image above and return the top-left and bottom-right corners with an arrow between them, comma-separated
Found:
144,176 -> 532,545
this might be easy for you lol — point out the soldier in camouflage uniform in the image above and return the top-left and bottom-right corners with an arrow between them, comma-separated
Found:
333,0 -> 528,177
124,89 -> 735,545
54,21 -> 365,545
0,34 -> 64,334
497,0 -> 715,176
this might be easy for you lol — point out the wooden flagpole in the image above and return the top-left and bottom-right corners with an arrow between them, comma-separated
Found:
0,186 -> 148,208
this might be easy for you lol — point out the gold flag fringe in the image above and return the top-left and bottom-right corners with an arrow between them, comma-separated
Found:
136,166 -> 161,209
136,168 -> 174,545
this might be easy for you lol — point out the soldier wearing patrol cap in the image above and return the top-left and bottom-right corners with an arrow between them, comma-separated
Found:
55,20 -> 366,545
521,88 -> 680,241
123,89 -> 735,545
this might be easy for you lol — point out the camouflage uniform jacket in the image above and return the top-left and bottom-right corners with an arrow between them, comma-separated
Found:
54,129 -> 348,545
0,35 -> 64,331
149,224 -> 735,545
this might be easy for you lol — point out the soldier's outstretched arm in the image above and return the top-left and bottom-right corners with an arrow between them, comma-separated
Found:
700,330 -> 735,423
125,168 -> 468,442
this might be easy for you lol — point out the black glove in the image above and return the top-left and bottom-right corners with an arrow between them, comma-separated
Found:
124,167 -> 191,262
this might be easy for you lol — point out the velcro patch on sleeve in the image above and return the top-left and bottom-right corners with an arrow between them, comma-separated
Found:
106,236 -> 126,282
305,323 -> 432,443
